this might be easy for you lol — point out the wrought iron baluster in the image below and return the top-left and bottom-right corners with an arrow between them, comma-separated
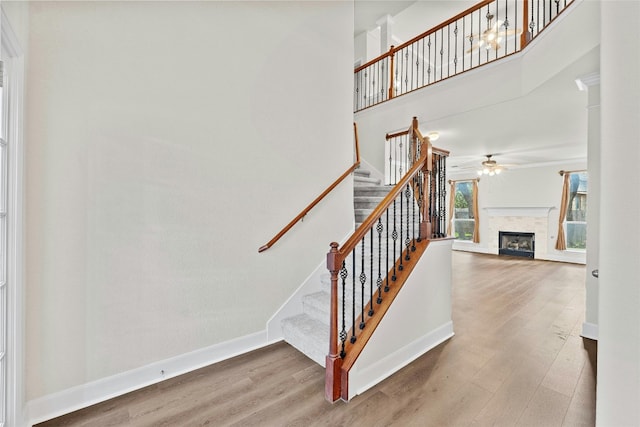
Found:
447,24 -> 451,78
364,70 -> 369,108
495,0 -> 499,61
369,228 -> 374,316
381,60 -> 386,101
415,41 -> 420,90
454,22 -> 458,74
485,7 -> 490,63
421,38 -> 425,87
372,64 -> 377,105
392,199 -> 398,281
530,0 -> 535,40
359,237 -> 366,330
405,184 -> 411,261
385,208 -> 390,291
434,31 -> 438,82
496,0 -> 500,61
504,0 -> 508,57
356,73 -> 360,110
351,249 -> 356,343
404,49 -> 409,94
409,43 -> 418,91
427,35 -> 432,84
440,28 -> 444,81
339,261 -> 348,358
395,60 -> 400,99
376,218 -> 383,304
462,17 -> 466,71
412,176 -> 417,251
398,191 -> 404,271
477,9 -> 481,66
388,139 -> 392,185
417,171 -> 424,242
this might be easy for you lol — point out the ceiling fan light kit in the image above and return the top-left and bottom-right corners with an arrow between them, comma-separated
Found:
467,13 -> 521,53
477,155 -> 505,176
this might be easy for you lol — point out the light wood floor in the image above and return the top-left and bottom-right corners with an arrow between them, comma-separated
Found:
38,251 -> 596,426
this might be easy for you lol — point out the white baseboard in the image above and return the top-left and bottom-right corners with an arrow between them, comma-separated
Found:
26,331 -> 270,426
581,322 -> 599,341
350,321 -> 454,399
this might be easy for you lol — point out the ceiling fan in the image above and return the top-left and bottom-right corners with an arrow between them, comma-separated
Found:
478,154 -> 506,176
466,13 -> 522,53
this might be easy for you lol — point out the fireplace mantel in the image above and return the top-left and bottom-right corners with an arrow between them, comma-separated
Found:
484,207 -> 555,217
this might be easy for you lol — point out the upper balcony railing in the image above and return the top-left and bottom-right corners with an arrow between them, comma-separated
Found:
354,0 -> 574,112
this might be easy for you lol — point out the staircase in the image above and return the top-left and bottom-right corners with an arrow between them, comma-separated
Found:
281,166 -> 394,366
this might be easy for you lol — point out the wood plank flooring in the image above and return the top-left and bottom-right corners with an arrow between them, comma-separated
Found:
37,251 -> 596,426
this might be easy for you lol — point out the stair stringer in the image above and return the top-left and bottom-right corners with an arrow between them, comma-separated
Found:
345,238 -> 455,400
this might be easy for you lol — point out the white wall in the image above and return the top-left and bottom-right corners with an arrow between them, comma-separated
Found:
597,1 -> 640,425
349,239 -> 454,399
25,0 -> 354,408
354,28 -> 380,65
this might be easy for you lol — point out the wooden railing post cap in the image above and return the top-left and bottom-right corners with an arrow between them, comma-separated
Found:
327,242 -> 340,271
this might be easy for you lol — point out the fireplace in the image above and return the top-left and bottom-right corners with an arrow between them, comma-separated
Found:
499,231 -> 535,258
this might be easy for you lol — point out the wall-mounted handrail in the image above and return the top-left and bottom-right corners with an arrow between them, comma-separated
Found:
354,0 -> 575,112
258,123 -> 361,253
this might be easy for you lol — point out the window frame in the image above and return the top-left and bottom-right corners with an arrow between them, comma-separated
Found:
452,181 -> 476,242
564,172 -> 588,251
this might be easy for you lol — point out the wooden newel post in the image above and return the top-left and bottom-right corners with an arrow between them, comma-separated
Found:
521,0 -> 530,49
325,242 -> 342,402
420,141 -> 433,239
411,116 -> 419,162
388,45 -> 395,100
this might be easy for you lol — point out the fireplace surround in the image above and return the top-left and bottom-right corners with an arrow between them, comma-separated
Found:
499,231 -> 535,258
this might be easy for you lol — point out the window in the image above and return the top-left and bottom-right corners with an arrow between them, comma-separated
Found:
453,181 -> 475,241
565,172 -> 588,249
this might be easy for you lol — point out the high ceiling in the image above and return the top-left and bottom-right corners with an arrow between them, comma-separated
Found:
354,0 -> 600,175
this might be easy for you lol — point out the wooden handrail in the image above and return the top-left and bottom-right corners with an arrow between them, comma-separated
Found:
385,127 -> 411,140
258,123 -> 361,253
